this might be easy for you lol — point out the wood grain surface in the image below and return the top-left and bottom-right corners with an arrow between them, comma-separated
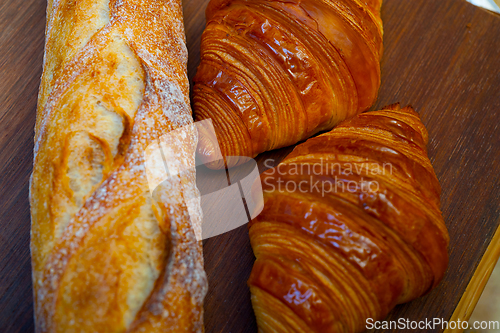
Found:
0,0 -> 499,332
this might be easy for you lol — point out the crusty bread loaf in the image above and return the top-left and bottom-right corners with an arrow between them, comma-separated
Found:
30,0 -> 207,332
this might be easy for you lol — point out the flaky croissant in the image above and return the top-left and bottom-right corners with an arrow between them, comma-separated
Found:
193,0 -> 384,168
248,104 -> 449,332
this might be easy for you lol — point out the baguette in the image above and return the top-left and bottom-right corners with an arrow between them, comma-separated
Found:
30,0 -> 207,332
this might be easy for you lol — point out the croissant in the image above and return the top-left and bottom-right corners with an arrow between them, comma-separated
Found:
193,0 -> 384,168
248,104 -> 449,332
30,0 -> 206,331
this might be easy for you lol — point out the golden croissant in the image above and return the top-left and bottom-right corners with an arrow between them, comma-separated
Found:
193,0 -> 384,168
248,104 -> 449,332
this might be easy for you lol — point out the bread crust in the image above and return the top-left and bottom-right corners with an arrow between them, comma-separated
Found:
30,0 -> 207,331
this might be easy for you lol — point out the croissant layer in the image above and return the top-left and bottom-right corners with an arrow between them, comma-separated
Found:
194,0 -> 384,168
248,104 -> 449,333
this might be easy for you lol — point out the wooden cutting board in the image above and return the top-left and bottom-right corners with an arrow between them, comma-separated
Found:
0,0 -> 499,332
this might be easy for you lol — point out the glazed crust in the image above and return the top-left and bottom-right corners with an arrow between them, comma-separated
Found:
193,0 -> 383,168
248,104 -> 449,333
30,0 -> 207,332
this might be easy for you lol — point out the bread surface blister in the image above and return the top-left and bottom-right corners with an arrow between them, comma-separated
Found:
30,0 -> 207,332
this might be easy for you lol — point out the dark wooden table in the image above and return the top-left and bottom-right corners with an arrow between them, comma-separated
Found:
1,0 -> 499,332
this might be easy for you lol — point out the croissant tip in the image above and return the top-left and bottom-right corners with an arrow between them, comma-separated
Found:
382,102 -> 401,111
382,103 -> 417,115
400,105 -> 420,117
405,104 -> 415,111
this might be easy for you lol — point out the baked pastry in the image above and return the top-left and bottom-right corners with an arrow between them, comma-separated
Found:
193,0 -> 384,168
30,0 -> 207,332
248,104 -> 449,332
